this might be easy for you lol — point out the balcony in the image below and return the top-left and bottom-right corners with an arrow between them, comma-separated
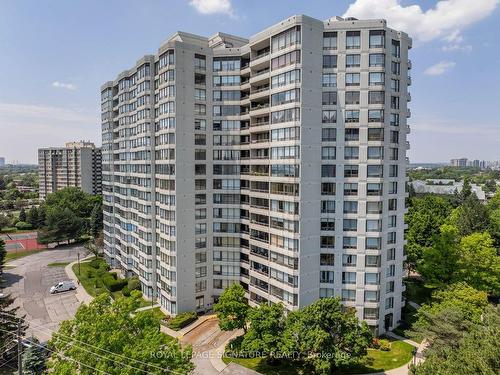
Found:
408,59 -> 412,70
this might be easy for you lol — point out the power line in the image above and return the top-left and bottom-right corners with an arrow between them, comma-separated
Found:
30,324 -> 189,375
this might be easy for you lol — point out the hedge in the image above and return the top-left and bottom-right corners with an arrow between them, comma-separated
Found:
102,273 -> 127,292
167,312 -> 197,331
127,277 -> 141,291
15,221 -> 32,230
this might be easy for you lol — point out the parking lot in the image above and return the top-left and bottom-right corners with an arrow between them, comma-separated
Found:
2,246 -> 84,341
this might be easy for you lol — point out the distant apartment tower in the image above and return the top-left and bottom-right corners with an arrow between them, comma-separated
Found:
101,15 -> 411,334
38,141 -> 102,199
450,158 -> 468,167
0,157 -> 5,167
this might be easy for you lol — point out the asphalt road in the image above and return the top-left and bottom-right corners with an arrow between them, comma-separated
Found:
2,246 -> 85,341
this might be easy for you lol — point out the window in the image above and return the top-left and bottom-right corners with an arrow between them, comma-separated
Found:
323,32 -> 337,50
346,31 -> 360,49
212,75 -> 240,86
344,165 -> 359,177
390,130 -> 399,143
390,148 -> 399,160
368,128 -> 384,141
195,266 -> 207,278
321,147 -> 336,160
344,183 -> 358,196
271,26 -> 301,52
194,88 -> 206,101
195,149 -> 206,160
195,179 -> 206,190
322,73 -> 337,87
322,110 -> 337,123
365,290 -> 379,302
366,237 -> 381,250
322,128 -> 336,142
213,105 -> 240,116
366,219 -> 382,232
213,90 -> 240,101
343,219 -> 357,231
342,289 -> 356,301
369,30 -> 385,48
345,128 -> 359,142
271,89 -> 300,106
194,104 -> 206,115
391,79 -> 400,92
319,254 -> 335,266
344,146 -> 359,160
194,134 -> 206,145
271,108 -> 300,124
343,236 -> 357,249
369,53 -> 385,67
388,199 -> 398,211
321,218 -> 335,231
320,271 -> 335,283
367,201 -> 383,214
321,183 -> 336,195
389,165 -> 398,177
195,73 -> 206,85
389,215 -> 397,228
345,91 -> 360,105
391,61 -> 401,75
271,69 -> 301,88
366,255 -> 381,267
387,264 -> 396,276
346,54 -> 360,68
368,109 -> 384,122
391,40 -> 401,58
343,201 -> 358,213
386,297 -> 394,309
320,288 -> 335,298
364,308 -> 379,319
367,165 -> 383,177
365,273 -> 380,285
369,91 -> 385,104
323,55 -> 337,68
213,57 -> 241,71
194,54 -> 206,70
271,50 -> 301,70
195,119 -> 206,130
390,113 -> 400,126
195,194 -> 206,205
369,72 -> 385,86
342,272 -> 356,284
321,165 -> 336,177
346,73 -> 360,86
345,110 -> 359,123
321,200 -> 335,213
195,164 -> 206,175
391,96 -> 400,110
321,236 -> 335,248
389,181 -> 398,194
367,183 -> 383,196
388,248 -> 396,260
386,281 -> 395,293
322,92 -> 337,105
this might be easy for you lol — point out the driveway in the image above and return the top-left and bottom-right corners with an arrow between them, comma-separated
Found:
2,246 -> 85,341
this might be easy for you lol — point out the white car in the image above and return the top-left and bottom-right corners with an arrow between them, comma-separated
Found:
50,281 -> 76,294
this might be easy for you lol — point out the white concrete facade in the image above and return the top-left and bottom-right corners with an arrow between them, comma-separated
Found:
101,14 -> 411,334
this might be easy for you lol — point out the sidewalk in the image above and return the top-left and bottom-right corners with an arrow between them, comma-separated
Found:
160,314 -> 217,339
64,256 -> 94,304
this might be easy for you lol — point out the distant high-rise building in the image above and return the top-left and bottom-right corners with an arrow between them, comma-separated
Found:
450,158 -> 468,167
0,157 -> 5,167
101,15 -> 411,335
38,141 -> 102,199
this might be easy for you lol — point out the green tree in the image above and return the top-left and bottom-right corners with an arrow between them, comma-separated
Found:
411,304 -> 499,375
48,293 -> 193,375
22,337 -> 47,375
18,207 -> 27,222
0,239 -> 28,365
457,232 -> 500,294
417,225 -> 460,289
37,205 -> 46,228
241,303 -> 286,364
214,283 -> 249,333
405,196 -> 452,271
38,207 -> 83,244
26,206 -> 39,229
0,214 -> 9,231
89,201 -> 103,238
45,187 -> 101,220
410,283 -> 488,347
450,195 -> 491,236
281,298 -> 372,374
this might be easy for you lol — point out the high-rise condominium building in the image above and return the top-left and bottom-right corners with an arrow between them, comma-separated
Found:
101,15 -> 411,334
0,157 -> 5,167
38,141 -> 102,199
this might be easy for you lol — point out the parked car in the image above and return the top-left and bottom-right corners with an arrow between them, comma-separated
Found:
49,281 -> 76,294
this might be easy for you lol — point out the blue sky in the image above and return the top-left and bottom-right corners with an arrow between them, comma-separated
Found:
0,0 -> 498,164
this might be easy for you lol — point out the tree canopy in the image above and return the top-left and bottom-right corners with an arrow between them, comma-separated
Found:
214,283 -> 249,332
48,293 -> 193,375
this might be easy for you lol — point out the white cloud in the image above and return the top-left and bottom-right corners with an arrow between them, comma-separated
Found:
343,0 -> 499,49
52,81 -> 77,90
424,60 -> 456,75
189,0 -> 235,17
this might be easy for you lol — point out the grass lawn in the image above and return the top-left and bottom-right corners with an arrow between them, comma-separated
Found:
223,340 -> 414,375
47,261 -> 70,267
5,248 -> 43,262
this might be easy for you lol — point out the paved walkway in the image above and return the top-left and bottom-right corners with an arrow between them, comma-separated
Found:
64,255 -> 94,304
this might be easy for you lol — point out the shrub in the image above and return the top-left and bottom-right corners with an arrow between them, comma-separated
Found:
371,338 -> 381,349
89,259 -> 102,269
379,339 -> 391,351
127,277 -> 141,291
102,274 -> 127,292
167,312 -> 197,331
122,286 -> 131,297
15,221 -> 32,230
